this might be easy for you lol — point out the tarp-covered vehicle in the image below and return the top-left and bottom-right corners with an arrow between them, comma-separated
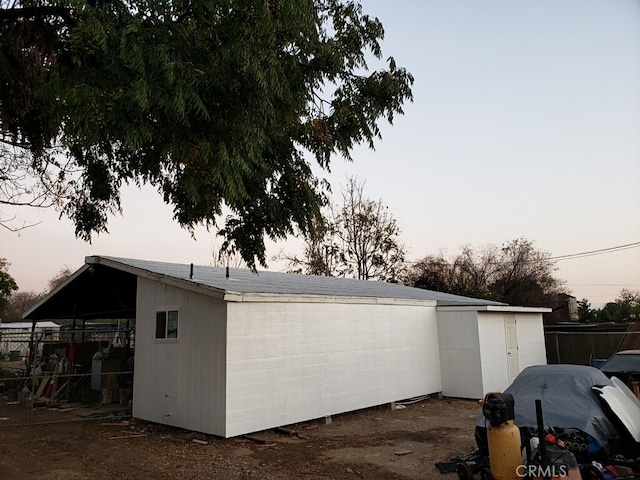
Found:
468,365 -> 640,479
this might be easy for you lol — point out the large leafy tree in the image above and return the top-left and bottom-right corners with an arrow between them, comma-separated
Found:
0,0 -> 413,266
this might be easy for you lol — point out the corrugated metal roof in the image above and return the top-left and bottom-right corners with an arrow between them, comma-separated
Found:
0,321 -> 60,329
90,256 -> 504,306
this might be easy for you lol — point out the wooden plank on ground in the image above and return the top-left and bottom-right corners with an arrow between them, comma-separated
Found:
34,376 -> 50,398
109,434 -> 147,440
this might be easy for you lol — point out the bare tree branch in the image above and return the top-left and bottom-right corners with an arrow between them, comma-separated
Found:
0,141 -> 74,231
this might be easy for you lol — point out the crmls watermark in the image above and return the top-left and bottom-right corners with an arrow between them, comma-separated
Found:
516,464 -> 569,478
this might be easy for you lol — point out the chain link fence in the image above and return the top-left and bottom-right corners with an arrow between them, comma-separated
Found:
0,326 -> 134,416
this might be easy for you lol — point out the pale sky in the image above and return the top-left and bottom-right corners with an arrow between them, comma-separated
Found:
3,0 -> 640,307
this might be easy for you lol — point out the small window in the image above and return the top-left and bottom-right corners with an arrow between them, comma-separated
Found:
156,310 -> 179,340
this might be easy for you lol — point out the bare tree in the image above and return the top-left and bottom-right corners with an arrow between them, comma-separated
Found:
491,238 -> 566,306
46,266 -> 75,292
334,178 -> 405,281
405,238 -> 567,306
279,178 -> 406,282
276,216 -> 342,276
452,244 -> 502,299
211,244 -> 246,269
1,141 -> 73,232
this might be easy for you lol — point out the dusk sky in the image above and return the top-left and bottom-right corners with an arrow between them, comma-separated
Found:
3,0 -> 639,307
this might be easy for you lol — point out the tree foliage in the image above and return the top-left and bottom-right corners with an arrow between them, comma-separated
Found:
0,0 -> 413,267
0,257 -> 18,315
4,289 -> 42,321
3,265 -> 74,321
577,298 -> 595,323
280,177 -> 406,282
596,289 -> 640,322
404,239 -> 567,306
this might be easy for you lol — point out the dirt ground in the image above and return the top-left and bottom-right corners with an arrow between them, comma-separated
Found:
0,395 -> 481,480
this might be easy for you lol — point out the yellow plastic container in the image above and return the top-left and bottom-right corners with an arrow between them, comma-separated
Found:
487,419 -> 521,480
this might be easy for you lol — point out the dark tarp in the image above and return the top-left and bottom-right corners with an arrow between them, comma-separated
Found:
475,364 -> 619,451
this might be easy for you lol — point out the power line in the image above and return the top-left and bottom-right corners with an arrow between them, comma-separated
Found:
405,241 -> 640,265
548,241 -> 640,262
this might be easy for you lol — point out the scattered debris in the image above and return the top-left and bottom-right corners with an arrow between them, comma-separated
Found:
393,449 -> 414,456
101,421 -> 132,426
161,437 -> 186,444
242,434 -> 267,445
109,433 -> 147,440
192,439 -> 208,445
274,426 -> 310,440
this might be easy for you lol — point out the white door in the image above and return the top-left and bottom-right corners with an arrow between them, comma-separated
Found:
504,314 -> 519,385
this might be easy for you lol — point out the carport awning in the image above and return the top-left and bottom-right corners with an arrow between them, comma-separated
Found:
24,264 -> 137,321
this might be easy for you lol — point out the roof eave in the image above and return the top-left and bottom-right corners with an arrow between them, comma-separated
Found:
437,305 -> 552,313
223,291 -> 438,306
86,255 -> 227,300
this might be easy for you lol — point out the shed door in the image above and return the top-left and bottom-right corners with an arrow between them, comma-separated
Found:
504,314 -> 519,385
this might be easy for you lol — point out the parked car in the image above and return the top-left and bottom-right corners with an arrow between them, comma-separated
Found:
598,349 -> 640,389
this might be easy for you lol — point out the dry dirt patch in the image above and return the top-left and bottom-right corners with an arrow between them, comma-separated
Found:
0,396 -> 480,479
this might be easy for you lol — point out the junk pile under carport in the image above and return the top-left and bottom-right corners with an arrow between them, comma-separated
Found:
437,364 -> 640,480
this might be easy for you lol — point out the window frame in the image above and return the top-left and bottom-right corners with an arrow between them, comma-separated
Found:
155,308 -> 180,341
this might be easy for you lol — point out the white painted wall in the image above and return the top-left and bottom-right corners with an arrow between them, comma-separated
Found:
132,278 -> 227,436
438,308 -> 548,399
514,312 -> 547,370
224,302 -> 441,437
437,310 -> 484,398
130,277 -> 547,437
478,312 -> 510,394
478,312 -> 548,394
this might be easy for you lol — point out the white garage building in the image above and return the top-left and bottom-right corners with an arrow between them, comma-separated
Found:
25,256 -> 549,438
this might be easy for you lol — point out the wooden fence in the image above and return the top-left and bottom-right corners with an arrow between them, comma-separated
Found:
544,330 -> 637,365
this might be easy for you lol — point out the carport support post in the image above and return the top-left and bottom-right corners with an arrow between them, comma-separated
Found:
72,304 -> 77,343
25,318 -> 37,377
